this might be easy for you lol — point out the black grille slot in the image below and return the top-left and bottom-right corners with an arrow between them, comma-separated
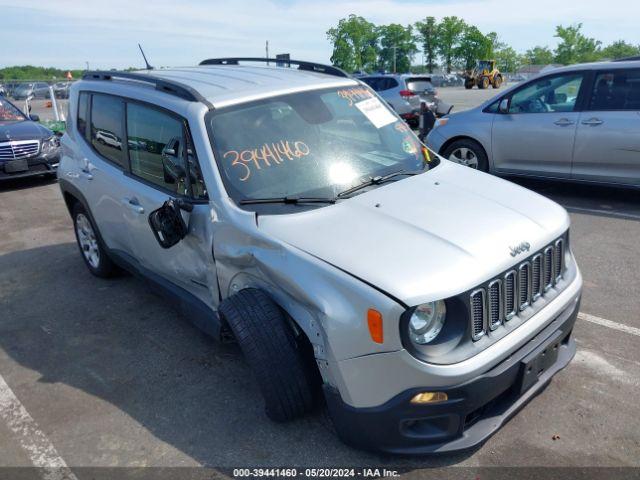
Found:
470,289 -> 486,341
543,246 -> 554,290
518,262 -> 531,310
532,254 -> 542,301
555,239 -> 564,282
504,270 -> 517,321
488,280 -> 502,330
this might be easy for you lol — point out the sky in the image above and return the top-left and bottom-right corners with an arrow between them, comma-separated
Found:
1,0 -> 639,70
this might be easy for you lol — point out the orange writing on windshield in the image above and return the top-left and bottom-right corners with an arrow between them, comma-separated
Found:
223,140 -> 310,182
337,87 -> 373,106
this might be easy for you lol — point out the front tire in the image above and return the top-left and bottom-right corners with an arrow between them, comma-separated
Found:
492,76 -> 502,88
72,203 -> 118,278
219,289 -> 315,422
442,138 -> 489,171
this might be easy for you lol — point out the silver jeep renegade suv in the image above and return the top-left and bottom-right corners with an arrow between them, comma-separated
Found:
58,58 -> 582,454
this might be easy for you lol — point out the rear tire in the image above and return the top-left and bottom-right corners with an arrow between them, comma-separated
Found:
219,289 -> 315,422
72,202 -> 118,278
464,81 -> 473,90
479,77 -> 489,89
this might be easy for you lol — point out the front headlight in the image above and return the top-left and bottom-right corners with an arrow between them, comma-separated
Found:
408,300 -> 446,345
41,136 -> 60,155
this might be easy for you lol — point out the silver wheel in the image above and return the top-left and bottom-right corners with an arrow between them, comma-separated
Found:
448,147 -> 479,169
75,213 -> 100,269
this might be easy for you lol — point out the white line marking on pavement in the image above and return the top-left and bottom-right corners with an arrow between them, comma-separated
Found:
0,374 -> 77,480
578,312 -> 640,338
566,206 -> 640,221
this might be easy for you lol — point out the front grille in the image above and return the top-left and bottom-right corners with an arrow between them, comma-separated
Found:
488,280 -> 502,330
504,270 -> 517,321
470,235 -> 568,341
543,246 -> 554,291
555,239 -> 564,283
470,289 -> 486,341
0,141 -> 40,161
532,254 -> 542,301
518,262 -> 531,311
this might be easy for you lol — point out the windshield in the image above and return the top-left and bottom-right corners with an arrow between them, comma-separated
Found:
0,98 -> 26,122
208,86 -> 437,203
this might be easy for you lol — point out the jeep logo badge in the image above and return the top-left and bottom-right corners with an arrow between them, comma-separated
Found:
509,242 -> 531,257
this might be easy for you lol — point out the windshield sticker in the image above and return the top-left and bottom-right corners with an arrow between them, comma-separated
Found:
355,97 -> 397,129
402,137 -> 418,155
223,140 -> 310,182
337,87 -> 373,106
394,121 -> 410,133
422,146 -> 432,163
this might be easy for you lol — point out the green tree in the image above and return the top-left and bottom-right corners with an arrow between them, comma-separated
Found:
601,40 -> 640,60
554,23 -> 601,64
377,23 -> 417,73
495,46 -> 522,73
437,16 -> 466,73
415,16 -> 439,73
327,15 -> 379,72
455,25 -> 493,70
524,46 -> 554,65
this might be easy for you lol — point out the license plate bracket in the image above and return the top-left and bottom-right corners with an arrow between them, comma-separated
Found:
5,159 -> 29,173
519,330 -> 563,394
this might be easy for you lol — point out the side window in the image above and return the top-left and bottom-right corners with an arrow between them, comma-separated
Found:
126,102 -> 207,199
385,78 -> 399,90
589,69 -> 640,111
509,74 -> 583,113
361,77 -> 380,91
90,94 -> 126,167
77,92 -> 89,138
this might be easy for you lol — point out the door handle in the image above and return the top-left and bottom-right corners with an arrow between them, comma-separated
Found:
554,118 -> 574,126
581,118 -> 603,126
121,197 -> 145,214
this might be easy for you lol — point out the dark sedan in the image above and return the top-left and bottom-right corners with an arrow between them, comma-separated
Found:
0,97 -> 60,180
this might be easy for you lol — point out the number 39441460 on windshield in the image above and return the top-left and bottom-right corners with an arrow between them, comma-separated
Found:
223,140 -> 310,182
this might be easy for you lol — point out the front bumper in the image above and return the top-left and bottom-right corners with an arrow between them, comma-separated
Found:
325,294 -> 579,455
0,154 -> 59,180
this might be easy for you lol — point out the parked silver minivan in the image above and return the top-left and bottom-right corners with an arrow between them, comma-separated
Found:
427,60 -> 640,187
58,59 -> 582,454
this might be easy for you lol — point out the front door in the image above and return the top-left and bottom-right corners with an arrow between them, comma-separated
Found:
491,72 -> 586,178
572,68 -> 640,187
120,101 -> 217,308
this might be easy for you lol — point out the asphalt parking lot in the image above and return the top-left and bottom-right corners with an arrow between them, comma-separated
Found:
1,87 -> 639,474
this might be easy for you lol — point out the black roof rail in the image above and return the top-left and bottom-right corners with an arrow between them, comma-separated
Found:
198,57 -> 350,78
81,71 -> 213,108
612,55 -> 640,62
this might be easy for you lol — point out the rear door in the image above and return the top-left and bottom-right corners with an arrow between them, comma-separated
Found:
572,68 -> 640,186
78,93 -> 136,256
120,100 -> 217,306
491,72 -> 587,177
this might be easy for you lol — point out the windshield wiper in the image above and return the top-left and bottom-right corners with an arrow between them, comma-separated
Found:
239,196 -> 337,205
337,169 -> 424,199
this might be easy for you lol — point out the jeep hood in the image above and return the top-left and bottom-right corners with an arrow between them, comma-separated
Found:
258,161 -> 570,306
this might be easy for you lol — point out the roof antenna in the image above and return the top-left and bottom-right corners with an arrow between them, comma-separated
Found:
138,43 -> 153,70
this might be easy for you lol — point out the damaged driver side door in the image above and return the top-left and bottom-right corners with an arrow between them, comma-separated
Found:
120,100 -> 218,310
